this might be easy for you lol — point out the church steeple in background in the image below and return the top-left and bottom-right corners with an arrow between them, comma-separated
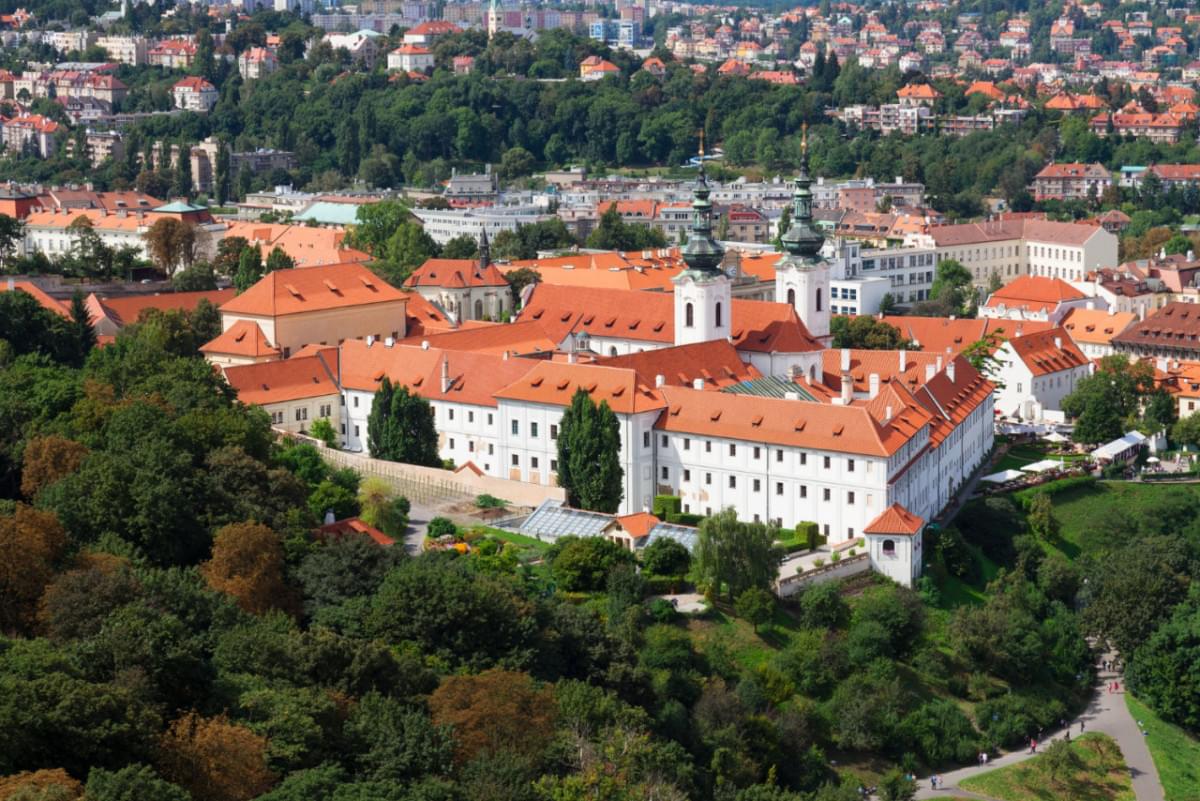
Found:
681,131 -> 724,276
780,124 -> 825,261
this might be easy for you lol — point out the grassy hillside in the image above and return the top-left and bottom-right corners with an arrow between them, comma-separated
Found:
1126,694 -> 1200,801
960,734 -> 1133,801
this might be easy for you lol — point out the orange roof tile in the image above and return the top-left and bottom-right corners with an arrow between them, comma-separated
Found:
1008,327 -> 1088,376
219,262 -> 406,317
984,275 -> 1085,313
222,221 -> 369,269
398,320 -> 558,356
200,319 -> 280,358
864,503 -> 924,535
878,315 -> 1053,356
0,280 -> 67,317
222,352 -> 339,405
617,512 -> 660,538
405,258 -> 508,289
95,288 -> 234,327
1059,307 -> 1137,346
494,361 -> 664,415
596,340 -> 761,389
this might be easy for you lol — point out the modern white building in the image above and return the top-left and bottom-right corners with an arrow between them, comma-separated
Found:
413,206 -> 554,245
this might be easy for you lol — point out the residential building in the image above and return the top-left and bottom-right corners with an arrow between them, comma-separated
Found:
0,114 -> 61,157
95,34 -> 148,66
213,261 -> 410,359
580,55 -> 620,81
148,39 -> 197,69
1113,301 -> 1200,360
172,77 -> 218,113
221,221 -> 370,268
238,47 -> 278,80
321,30 -> 383,66
994,327 -> 1090,421
413,206 -> 552,245
222,350 -> 341,432
980,275 -> 1093,323
65,129 -> 124,167
1060,305 -> 1138,358
388,44 -> 434,72
404,238 -> 513,323
1032,163 -> 1113,202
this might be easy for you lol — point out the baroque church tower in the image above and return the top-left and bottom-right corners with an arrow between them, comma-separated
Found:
776,126 -> 832,343
673,146 -> 731,346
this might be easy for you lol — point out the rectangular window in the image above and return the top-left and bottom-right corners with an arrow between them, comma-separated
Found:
550,424 -> 558,439
468,411 -> 474,423
354,425 -> 360,437
753,446 -> 761,459
468,441 -> 474,452
684,437 -> 691,450
848,491 -> 855,505
753,479 -> 761,492
729,444 -> 736,457
488,444 -> 494,455
511,454 -> 519,466
643,431 -> 650,448
661,434 -> 668,447
800,485 -> 807,498
823,455 -> 831,469
550,459 -> 558,471
729,476 -> 736,489
531,457 -> 539,469
847,527 -> 855,539
705,441 -> 712,453
449,438 -> 455,449
661,466 -> 669,480
530,422 -> 538,438
353,396 -> 359,408
511,420 -> 519,436
705,472 -> 712,485
488,413 -> 494,425
776,449 -> 783,462
823,524 -> 830,537
448,408 -> 454,421
800,452 -> 808,466
848,458 -> 855,472
775,482 -> 783,495
683,469 -> 691,481
823,488 -> 831,501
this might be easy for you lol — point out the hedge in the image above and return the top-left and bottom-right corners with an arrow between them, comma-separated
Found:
667,512 -> 704,526
653,495 -> 682,518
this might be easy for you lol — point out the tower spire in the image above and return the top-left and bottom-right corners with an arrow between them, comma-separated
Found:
681,136 -> 723,275
780,121 -> 824,259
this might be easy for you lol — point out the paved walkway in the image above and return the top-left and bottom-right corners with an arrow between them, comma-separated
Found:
911,653 -> 1164,801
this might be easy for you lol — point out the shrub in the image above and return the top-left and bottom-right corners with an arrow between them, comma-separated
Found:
548,535 -> 636,592
955,496 -> 1023,566
831,551 -> 841,563
309,418 -> 338,448
666,512 -> 704,526
1013,476 -> 1095,507
796,521 -> 821,550
648,598 -> 678,623
474,494 -> 506,509
427,517 -> 457,538
899,699 -> 981,766
976,691 -> 1066,748
652,495 -> 682,518
642,537 -> 691,577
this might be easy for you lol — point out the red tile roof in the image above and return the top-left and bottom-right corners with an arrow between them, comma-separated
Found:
200,319 -> 280,358
222,352 -> 339,405
405,258 -> 509,289
864,503 -> 924,535
596,340 -> 761,389
94,288 -> 235,327
317,517 -> 395,547
219,263 -> 406,317
494,361 -> 665,415
1007,327 -> 1088,376
984,275 -> 1085,313
0,280 -> 67,316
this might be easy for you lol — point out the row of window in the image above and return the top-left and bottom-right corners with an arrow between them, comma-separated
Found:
662,466 -> 864,504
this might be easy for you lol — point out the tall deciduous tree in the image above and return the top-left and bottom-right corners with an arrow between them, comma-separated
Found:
234,245 -> 264,293
0,504 -> 67,634
694,507 -> 780,601
157,712 -> 276,801
556,388 -> 624,513
429,669 -> 557,765
366,379 -> 440,467
20,434 -> 88,499
144,218 -> 198,275
201,521 -> 293,615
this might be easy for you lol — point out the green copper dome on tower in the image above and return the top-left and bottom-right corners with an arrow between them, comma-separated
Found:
780,124 -> 825,262
681,134 -> 725,276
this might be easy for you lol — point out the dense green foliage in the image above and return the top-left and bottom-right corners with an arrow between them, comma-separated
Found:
555,388 -> 624,513
366,378 -> 441,467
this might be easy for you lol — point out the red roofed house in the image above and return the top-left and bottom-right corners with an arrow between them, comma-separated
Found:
222,348 -> 341,433
172,76 -> 218,112
980,275 -> 1091,323
402,20 -> 460,46
1032,162 -> 1112,202
238,47 -> 278,80
0,114 -> 61,157
404,245 -> 512,323
994,327 -> 1090,420
863,504 -> 924,586
388,44 -> 434,73
580,55 -> 620,81
213,261 -> 410,360
897,83 -> 941,107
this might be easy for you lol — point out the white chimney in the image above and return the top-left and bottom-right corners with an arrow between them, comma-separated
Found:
421,340 -> 430,349
366,335 -> 374,347
925,364 -> 936,382
1157,356 -> 1169,373
1108,305 -> 1115,317
936,355 -> 943,372
1054,336 -> 1062,350
899,348 -> 907,370
567,351 -> 576,364
868,373 -> 880,399
655,374 -> 665,387
384,336 -> 394,348
840,348 -> 851,372
1086,300 -> 1095,311
5,277 -> 13,290
840,374 -> 852,405
693,378 -> 704,390
886,405 -> 893,421
440,358 -> 450,393
947,360 -> 956,383
1189,250 -> 1195,262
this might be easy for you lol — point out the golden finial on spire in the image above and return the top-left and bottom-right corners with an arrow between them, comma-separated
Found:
801,122 -> 808,154
699,128 -> 705,157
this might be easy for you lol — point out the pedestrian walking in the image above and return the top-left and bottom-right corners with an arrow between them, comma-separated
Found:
1080,720 -> 1085,733
930,775 -> 937,791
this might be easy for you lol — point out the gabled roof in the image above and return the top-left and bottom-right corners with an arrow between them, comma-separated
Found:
222,221 -> 369,268
317,516 -> 394,547
219,262 -> 406,317
338,339 -> 537,408
1007,327 -> 1088,376
93,288 -> 234,327
223,352 -> 339,405
897,83 -> 941,99
984,275 -> 1085,313
404,258 -> 508,289
398,320 -> 558,356
0,280 -> 67,316
1060,307 -> 1137,345
494,361 -> 665,415
200,319 -> 280,358
654,385 -> 923,457
173,76 -> 216,92
878,315 -> 1053,356
596,340 -> 760,389
864,504 -> 924,536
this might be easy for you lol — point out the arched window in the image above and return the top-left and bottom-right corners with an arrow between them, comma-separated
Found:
685,302 -> 694,327
816,288 -> 823,312
882,539 -> 896,556
473,299 -> 483,319
787,288 -> 796,306
715,301 -> 723,328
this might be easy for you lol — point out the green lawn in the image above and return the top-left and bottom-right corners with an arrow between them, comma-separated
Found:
960,733 -> 1134,801
481,527 -> 552,552
1050,482 -> 1200,555
686,605 -> 803,670
993,444 -> 1088,473
1126,694 -> 1200,801
934,544 -> 1000,609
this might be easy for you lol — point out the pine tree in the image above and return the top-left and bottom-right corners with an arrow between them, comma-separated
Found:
367,379 -> 440,466
265,246 -> 296,273
233,245 -> 263,293
64,290 -> 96,367
367,377 -> 396,458
215,142 -> 231,206
556,389 -> 624,513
